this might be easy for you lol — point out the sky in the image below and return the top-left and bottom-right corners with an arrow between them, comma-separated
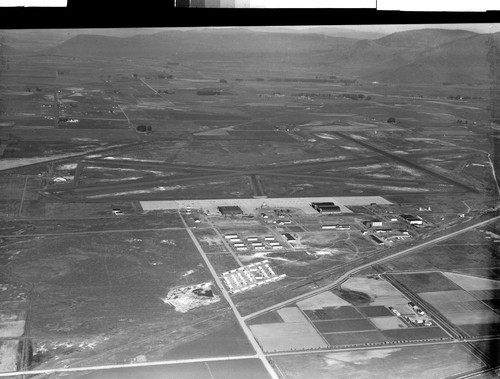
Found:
315,23 -> 500,34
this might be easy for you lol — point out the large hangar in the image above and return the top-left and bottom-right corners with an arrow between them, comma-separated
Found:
140,196 -> 392,215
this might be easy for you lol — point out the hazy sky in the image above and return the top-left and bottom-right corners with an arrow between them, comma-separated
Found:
316,23 -> 500,34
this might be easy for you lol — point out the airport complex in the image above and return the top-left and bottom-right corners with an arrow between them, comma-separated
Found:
0,24 -> 499,379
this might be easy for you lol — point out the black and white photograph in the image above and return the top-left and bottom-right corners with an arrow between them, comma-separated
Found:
1,13 -> 500,378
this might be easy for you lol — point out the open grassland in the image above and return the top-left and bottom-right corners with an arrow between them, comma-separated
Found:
0,229 -> 253,369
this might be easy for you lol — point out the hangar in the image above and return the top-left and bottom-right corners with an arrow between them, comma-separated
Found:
217,205 -> 243,216
311,202 -> 341,214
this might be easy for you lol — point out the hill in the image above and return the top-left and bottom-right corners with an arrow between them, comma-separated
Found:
45,29 -> 358,59
43,27 -> 498,85
376,28 -> 478,48
0,42 -> 27,56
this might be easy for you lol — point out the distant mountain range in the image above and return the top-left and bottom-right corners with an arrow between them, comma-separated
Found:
1,27 -> 499,85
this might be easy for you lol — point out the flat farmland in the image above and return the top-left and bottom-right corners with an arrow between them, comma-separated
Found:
369,316 -> 408,330
313,319 -> 376,333
389,272 -> 474,293
250,322 -> 328,352
322,331 -> 387,346
0,340 -> 18,373
443,272 -> 500,291
381,327 -> 449,341
357,306 -> 394,318
272,344 -> 484,379
383,243 -> 500,273
303,306 -> 363,321
444,311 -> 500,326
419,290 -> 478,303
460,322 -> 500,336
47,358 -> 272,379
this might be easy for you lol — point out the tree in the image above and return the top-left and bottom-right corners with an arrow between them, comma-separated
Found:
387,117 -> 396,123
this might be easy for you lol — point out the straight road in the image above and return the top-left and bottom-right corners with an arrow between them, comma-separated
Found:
179,212 -> 279,379
244,215 -> 500,321
0,355 -> 259,378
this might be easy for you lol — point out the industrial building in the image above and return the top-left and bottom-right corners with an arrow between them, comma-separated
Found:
218,206 -> 243,216
370,235 -> 384,245
322,224 -> 350,230
400,214 -> 423,225
282,233 -> 296,242
363,219 -> 383,227
311,202 -> 341,214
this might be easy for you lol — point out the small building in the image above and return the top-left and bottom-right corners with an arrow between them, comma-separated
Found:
264,236 -> 275,241
218,206 -> 243,216
272,245 -> 284,250
400,214 -> 423,225
311,202 -> 341,214
282,233 -> 296,242
233,243 -> 245,247
247,237 -> 259,241
322,224 -> 351,230
229,238 -> 242,242
363,220 -> 382,228
269,242 -> 281,246
251,242 -> 263,246
375,228 -> 392,234
224,234 -> 238,239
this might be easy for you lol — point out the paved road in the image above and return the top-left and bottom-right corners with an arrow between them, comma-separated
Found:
243,215 -> 500,321
249,174 -> 266,197
333,131 -> 479,193
179,212 -> 279,379
0,355 -> 259,378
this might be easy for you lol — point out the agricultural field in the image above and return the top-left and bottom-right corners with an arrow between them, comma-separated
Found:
389,272 -> 500,337
247,275 -> 449,352
272,344 -> 486,379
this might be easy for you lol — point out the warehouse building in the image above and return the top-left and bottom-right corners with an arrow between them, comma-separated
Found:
311,202 -> 341,214
218,205 -> 243,216
370,235 -> 385,245
400,214 -> 423,225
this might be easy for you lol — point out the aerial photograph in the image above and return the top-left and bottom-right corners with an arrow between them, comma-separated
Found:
0,21 -> 500,378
